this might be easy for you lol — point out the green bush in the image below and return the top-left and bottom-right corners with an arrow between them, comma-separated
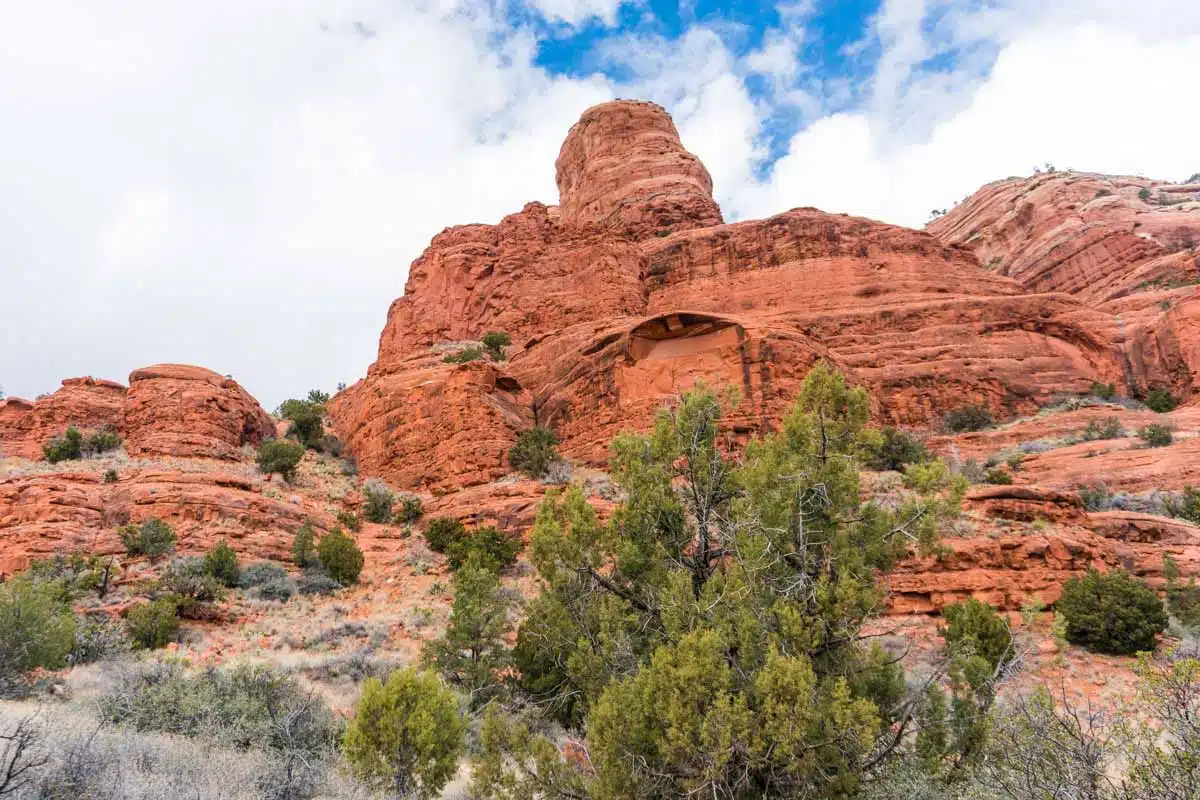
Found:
1146,388 -> 1178,413
42,426 -> 83,463
125,598 -> 181,649
865,427 -> 930,471
943,405 -> 994,433
118,518 -> 177,559
0,577 -> 77,677
1089,381 -> 1116,399
1080,416 -> 1123,441
446,525 -> 523,572
203,541 -> 240,587
24,552 -> 109,600
292,522 -> 316,567
336,509 -> 362,532
255,438 -> 305,482
1139,187 -> 1152,201
482,331 -> 511,361
342,667 -> 465,798
103,468 -> 119,483
508,426 -> 560,478
154,558 -> 226,619
317,529 -> 364,586
443,346 -> 484,364
1138,424 -> 1173,447
1164,487 -> 1200,525
1056,569 -> 1167,654
941,598 -> 1014,671
362,480 -> 394,524
425,517 -> 467,553
278,394 -> 326,449
397,496 -> 424,524
984,468 -> 1013,485
1077,484 -> 1113,511
86,426 -> 121,455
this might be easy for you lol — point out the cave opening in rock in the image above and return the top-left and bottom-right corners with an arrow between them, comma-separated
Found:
629,312 -> 742,361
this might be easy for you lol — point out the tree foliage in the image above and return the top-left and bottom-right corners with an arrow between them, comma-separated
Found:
476,364 -> 967,799
866,426 -> 930,471
118,518 -> 177,560
292,522 -> 316,567
278,393 -> 326,449
1057,569 -> 1167,655
423,556 -> 515,709
0,577 -> 77,678
317,528 -> 363,586
256,438 -> 305,482
342,668 -> 465,798
508,427 -> 560,478
203,540 -> 240,587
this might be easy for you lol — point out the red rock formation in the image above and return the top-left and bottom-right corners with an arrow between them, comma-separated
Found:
0,467 -> 334,576
123,364 -> 275,460
334,100 -> 1146,489
928,171 -> 1200,303
0,378 -> 126,460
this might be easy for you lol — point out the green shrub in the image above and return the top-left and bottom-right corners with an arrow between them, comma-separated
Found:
984,468 -> 1013,485
1138,424 -> 1173,447
943,405 -> 994,433
278,394 -> 326,449
1164,487 -> 1200,525
42,426 -> 83,463
336,509 -> 362,532
255,438 -> 305,482
297,568 -> 341,596
1056,569 -> 1167,654
86,426 -> 121,455
342,667 -> 466,798
508,426 -> 560,478
203,541 -> 240,587
1164,554 -> 1200,629
155,558 -> 226,619
865,427 -> 930,471
443,346 -> 484,364
0,577 -> 77,676
318,529 -> 364,586
237,561 -> 288,588
446,525 -> 523,572
71,614 -> 130,664
292,522 -> 316,567
24,552 -> 109,600
1139,187 -> 1152,201
425,517 -> 467,553
397,496 -> 424,524
118,518 -> 177,559
103,468 -> 119,483
1077,484 -> 1113,511
362,480 -> 394,524
1081,416 -> 1123,441
1145,388 -> 1178,413
1089,381 -> 1116,399
125,598 -> 181,649
941,598 -> 1014,671
482,331 -> 511,361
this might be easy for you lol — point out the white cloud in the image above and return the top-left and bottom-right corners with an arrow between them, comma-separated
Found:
728,21 -> 1200,228
522,0 -> 630,27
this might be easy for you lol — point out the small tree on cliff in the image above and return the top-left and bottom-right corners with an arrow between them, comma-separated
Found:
475,364 -> 970,799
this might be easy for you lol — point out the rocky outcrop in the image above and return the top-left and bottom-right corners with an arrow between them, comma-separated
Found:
0,378 -> 127,460
333,101 -> 1146,490
123,364 -> 275,460
927,171 -> 1200,303
0,467 -> 334,576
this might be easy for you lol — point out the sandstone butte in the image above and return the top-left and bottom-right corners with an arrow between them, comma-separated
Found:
5,99 -> 1200,616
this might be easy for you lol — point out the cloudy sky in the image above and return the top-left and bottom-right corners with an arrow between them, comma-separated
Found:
2,0 -> 1198,409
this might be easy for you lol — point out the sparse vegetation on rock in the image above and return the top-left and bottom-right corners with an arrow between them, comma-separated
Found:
943,404 -> 994,432
1138,424 -> 1173,447
1145,388 -> 1178,412
508,426 -> 560,478
481,330 -> 511,361
361,479 -> 394,523
118,517 -> 177,560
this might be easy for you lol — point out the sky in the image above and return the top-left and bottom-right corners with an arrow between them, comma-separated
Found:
2,0 -> 1199,410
